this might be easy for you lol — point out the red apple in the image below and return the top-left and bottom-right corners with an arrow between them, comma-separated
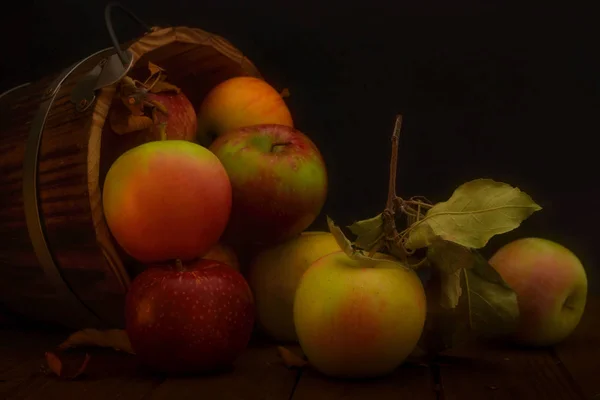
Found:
125,259 -> 255,374
208,124 -> 328,248
146,91 -> 198,141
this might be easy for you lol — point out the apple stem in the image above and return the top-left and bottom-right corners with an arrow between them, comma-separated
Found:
158,123 -> 168,141
175,259 -> 185,272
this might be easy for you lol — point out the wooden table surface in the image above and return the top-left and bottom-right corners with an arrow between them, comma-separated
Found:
1,297 -> 598,400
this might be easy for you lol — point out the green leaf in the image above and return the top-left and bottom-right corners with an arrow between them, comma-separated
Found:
405,179 -> 542,250
440,269 -> 463,309
411,251 -> 519,358
427,240 -> 477,309
427,240 -> 476,275
464,251 -> 520,337
348,214 -> 384,251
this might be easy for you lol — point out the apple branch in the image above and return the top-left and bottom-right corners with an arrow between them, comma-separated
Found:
387,115 -> 403,210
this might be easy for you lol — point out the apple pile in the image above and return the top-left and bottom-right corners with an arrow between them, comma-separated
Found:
99,62 -> 588,381
101,66 -> 330,375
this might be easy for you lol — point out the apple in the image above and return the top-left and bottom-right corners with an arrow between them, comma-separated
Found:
208,124 -> 328,248
196,76 -> 293,146
247,231 -> 342,342
125,258 -> 255,374
102,140 -> 232,263
146,91 -> 197,141
293,251 -> 427,378
108,90 -> 197,150
489,237 -> 588,347
203,242 -> 240,272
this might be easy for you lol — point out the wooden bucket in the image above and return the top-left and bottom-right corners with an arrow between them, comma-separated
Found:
0,18 -> 261,330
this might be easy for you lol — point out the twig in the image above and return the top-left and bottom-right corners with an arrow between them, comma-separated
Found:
386,115 -> 403,210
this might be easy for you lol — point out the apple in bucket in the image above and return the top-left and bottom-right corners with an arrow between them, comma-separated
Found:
102,140 -> 232,263
196,76 -> 293,146
489,237 -> 588,347
125,259 -> 255,374
209,124 -> 328,248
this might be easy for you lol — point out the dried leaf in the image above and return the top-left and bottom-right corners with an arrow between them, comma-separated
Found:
405,179 -> 542,250
280,88 -> 291,98
440,269 -> 463,309
147,61 -> 164,77
150,80 -> 181,94
45,351 -> 62,376
464,252 -> 520,337
327,216 -> 384,267
110,111 -> 154,135
150,99 -> 169,115
348,214 -> 384,251
277,346 -> 308,368
58,328 -> 135,354
427,240 -> 476,275
45,351 -> 91,379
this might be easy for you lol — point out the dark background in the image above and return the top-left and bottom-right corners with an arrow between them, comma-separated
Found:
1,1 -> 598,294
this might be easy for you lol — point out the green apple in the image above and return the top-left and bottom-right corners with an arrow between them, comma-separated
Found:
293,251 -> 427,378
247,231 -> 341,343
489,237 -> 588,347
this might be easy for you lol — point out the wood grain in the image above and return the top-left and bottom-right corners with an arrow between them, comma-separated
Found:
436,336 -> 585,399
553,297 -> 600,400
146,342 -> 299,400
0,24 -> 263,330
290,342 -> 437,400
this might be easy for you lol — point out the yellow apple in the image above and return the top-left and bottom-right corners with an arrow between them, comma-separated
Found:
489,237 -> 588,347
196,76 -> 293,146
203,242 -> 240,271
247,231 -> 341,342
293,251 -> 427,378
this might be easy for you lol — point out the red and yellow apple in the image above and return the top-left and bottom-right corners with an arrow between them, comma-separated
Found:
203,242 -> 240,272
196,76 -> 293,146
102,140 -> 232,263
208,124 -> 328,248
125,258 -> 255,374
293,251 -> 427,378
489,237 -> 588,347
247,231 -> 341,342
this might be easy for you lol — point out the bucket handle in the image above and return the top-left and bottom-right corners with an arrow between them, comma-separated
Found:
104,2 -> 151,66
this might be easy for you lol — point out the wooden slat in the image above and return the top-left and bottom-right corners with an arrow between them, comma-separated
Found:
553,296 -> 600,400
436,335 -> 585,399
291,351 -> 438,400
147,342 -> 299,400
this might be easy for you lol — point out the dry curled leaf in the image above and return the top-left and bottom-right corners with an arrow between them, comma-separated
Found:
327,216 -> 386,267
150,80 -> 181,94
405,179 -> 542,250
147,61 -> 164,77
277,346 -> 308,368
110,111 -> 154,135
45,351 -> 91,380
58,328 -> 135,354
